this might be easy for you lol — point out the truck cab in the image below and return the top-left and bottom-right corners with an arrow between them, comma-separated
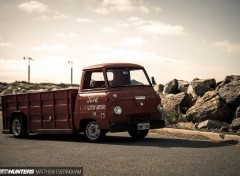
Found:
75,63 -> 165,141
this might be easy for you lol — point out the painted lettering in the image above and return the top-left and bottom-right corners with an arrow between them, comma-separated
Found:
86,95 -> 99,103
99,112 -> 106,118
80,104 -> 106,111
80,106 -> 86,111
96,105 -> 106,110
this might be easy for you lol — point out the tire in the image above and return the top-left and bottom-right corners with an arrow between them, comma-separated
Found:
128,130 -> 149,139
84,121 -> 105,142
11,116 -> 27,138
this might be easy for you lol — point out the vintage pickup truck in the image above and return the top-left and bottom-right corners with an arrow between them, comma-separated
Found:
1,63 -> 165,142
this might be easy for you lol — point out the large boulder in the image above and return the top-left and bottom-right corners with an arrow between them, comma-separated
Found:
217,75 -> 240,90
163,79 -> 178,94
218,80 -> 240,110
187,79 -> 215,101
178,80 -> 189,93
230,118 -> 240,130
186,91 -> 232,123
176,122 -> 196,130
154,84 -> 164,93
203,78 -> 217,89
161,92 -> 192,113
225,75 -> 240,82
235,106 -> 240,119
197,120 -> 230,130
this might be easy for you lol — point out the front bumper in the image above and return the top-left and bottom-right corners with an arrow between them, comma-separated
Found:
109,120 -> 165,132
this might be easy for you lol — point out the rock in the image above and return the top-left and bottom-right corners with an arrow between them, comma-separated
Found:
178,80 -> 189,93
154,84 -> 164,93
197,120 -> 230,130
0,82 -> 8,93
176,122 -> 196,130
218,80 -> 240,110
186,91 -> 232,123
217,75 -> 240,90
235,107 -> 240,119
192,78 -> 199,81
225,75 -> 240,82
230,118 -> 240,130
161,92 -> 192,113
187,79 -> 215,100
203,79 -> 217,89
163,79 -> 178,94
237,129 -> 240,135
216,81 -> 223,87
220,126 -> 229,132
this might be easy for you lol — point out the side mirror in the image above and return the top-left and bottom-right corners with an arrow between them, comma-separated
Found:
151,77 -> 156,85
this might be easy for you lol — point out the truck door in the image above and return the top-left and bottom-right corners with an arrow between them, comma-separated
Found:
79,71 -> 108,129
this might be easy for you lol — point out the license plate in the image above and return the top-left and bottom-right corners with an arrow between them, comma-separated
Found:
137,123 -> 150,130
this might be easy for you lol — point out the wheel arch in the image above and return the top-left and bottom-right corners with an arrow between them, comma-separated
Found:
79,118 -> 96,132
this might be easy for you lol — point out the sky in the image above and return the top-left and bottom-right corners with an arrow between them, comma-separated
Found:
0,0 -> 240,84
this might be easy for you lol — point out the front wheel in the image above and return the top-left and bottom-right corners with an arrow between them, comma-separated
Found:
11,116 -> 27,138
128,130 -> 149,139
84,121 -> 105,142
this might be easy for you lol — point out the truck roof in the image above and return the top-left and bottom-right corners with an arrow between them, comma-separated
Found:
83,63 -> 143,71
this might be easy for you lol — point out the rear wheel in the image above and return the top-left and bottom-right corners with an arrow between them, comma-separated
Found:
84,121 -> 105,142
11,116 -> 27,138
128,130 -> 149,139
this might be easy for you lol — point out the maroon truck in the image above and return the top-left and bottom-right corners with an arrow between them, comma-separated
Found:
1,63 -> 165,142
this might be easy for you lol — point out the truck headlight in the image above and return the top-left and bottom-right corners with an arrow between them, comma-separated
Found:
114,106 -> 122,115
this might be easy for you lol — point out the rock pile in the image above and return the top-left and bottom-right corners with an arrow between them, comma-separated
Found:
156,75 -> 240,134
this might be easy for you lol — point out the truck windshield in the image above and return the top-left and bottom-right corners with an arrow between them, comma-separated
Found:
106,68 -> 151,87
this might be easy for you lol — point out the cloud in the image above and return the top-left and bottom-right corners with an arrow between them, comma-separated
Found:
51,11 -> 67,19
102,0 -> 133,12
213,40 -> 240,54
88,43 -> 159,63
154,7 -> 162,12
37,11 -> 67,20
18,1 -> 48,13
57,32 -> 77,38
28,43 -> 69,51
95,8 -> 109,14
88,44 -> 110,51
120,37 -> 145,47
117,16 -> 186,36
138,22 -> 186,36
76,18 -> 93,23
101,27 -> 117,33
139,6 -> 149,13
18,1 -> 67,19
0,42 -> 14,47
95,0 -> 149,14
115,16 -> 144,28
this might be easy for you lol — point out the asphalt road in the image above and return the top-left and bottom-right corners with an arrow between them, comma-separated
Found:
0,114 -> 239,176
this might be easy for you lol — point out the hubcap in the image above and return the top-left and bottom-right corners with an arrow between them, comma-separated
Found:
86,122 -> 100,140
12,119 -> 21,136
